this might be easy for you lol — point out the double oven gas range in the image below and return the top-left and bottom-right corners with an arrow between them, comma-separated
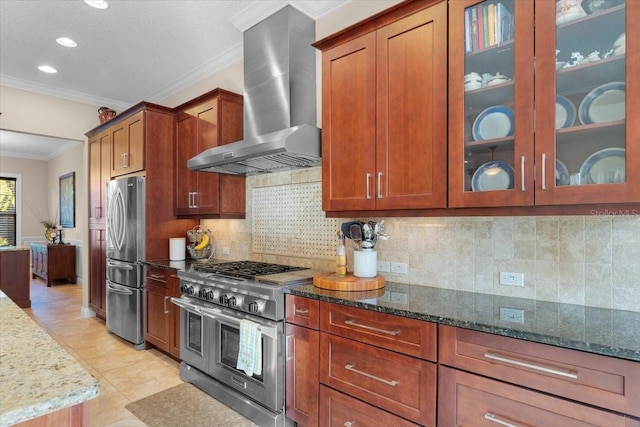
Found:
171,260 -> 314,427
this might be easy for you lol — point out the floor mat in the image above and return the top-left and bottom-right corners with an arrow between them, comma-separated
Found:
125,382 -> 257,427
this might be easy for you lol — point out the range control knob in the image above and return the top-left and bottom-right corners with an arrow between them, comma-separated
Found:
219,294 -> 230,305
228,295 -> 244,308
204,289 -> 218,301
248,300 -> 266,314
182,284 -> 196,295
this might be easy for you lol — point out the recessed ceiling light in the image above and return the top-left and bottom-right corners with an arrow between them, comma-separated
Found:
56,37 -> 78,48
38,65 -> 58,74
84,0 -> 109,9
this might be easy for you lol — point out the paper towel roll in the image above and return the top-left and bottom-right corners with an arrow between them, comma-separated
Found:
169,238 -> 186,261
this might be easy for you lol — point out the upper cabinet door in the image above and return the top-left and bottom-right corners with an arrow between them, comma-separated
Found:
534,0 -> 640,205
321,32 -> 377,212
320,1 -> 448,213
376,3 -> 448,210
448,0 -> 535,208
110,111 -> 144,177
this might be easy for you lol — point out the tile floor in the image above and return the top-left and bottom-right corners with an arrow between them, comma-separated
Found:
24,279 -> 183,426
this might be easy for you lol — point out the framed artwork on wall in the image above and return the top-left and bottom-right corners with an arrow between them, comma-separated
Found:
59,172 -> 75,228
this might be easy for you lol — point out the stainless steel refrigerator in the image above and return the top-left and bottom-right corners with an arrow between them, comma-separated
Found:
105,176 -> 145,349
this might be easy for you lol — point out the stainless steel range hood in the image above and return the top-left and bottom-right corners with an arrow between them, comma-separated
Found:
188,6 -> 320,175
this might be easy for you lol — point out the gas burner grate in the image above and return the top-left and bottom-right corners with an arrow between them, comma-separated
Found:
194,260 -> 308,279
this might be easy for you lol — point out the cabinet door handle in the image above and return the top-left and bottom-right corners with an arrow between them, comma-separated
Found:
164,296 -> 170,314
294,307 -> 309,316
192,192 -> 198,208
121,152 -> 129,168
366,173 -> 372,199
520,156 -> 526,192
541,153 -> 547,190
344,364 -> 397,386
484,352 -> 578,379
484,412 -> 520,427
344,422 -> 354,427
344,319 -> 399,336
377,172 -> 383,199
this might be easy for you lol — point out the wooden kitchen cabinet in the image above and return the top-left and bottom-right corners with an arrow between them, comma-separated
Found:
110,110 -> 144,177
438,365 -> 639,427
285,295 -> 319,427
144,266 -> 181,359
88,131 -> 110,224
88,228 -> 106,318
86,102 -> 198,319
314,0 -> 447,213
438,325 -> 640,423
320,301 -> 437,426
30,243 -> 76,287
174,89 -> 245,218
448,0 -> 640,208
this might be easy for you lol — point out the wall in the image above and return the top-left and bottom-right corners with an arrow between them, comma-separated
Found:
0,85 -> 99,307
204,168 -> 640,313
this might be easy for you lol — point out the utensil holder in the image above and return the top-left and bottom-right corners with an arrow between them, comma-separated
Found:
354,249 -> 377,278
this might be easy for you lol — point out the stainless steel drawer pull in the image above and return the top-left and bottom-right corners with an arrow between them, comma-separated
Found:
484,352 -> 578,379
344,319 -> 399,336
164,296 -> 170,314
294,307 -> 309,315
344,422 -> 354,427
541,153 -> 547,190
520,156 -> 526,191
344,364 -> 398,386
485,412 -> 519,427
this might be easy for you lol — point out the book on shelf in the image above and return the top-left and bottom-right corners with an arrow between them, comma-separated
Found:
464,1 -> 514,53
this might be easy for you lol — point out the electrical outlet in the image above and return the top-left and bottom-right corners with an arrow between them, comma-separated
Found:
499,271 -> 524,287
222,247 -> 230,255
390,262 -> 408,274
500,307 -> 525,323
377,261 -> 390,272
390,292 -> 408,304
378,291 -> 390,302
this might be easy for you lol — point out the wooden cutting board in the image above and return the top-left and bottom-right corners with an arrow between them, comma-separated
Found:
313,272 -> 385,291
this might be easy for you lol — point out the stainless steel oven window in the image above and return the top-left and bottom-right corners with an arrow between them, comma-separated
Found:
220,323 -> 264,382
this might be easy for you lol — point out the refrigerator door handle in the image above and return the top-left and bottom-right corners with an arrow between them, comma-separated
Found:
107,282 -> 133,295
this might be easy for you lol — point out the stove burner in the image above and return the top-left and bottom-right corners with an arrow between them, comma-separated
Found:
194,260 -> 308,279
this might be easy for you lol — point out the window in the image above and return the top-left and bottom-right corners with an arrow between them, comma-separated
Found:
0,176 -> 17,246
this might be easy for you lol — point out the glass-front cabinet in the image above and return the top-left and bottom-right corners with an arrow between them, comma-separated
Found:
449,0 -> 640,208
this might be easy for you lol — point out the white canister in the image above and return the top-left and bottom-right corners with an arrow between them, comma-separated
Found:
353,249 -> 377,278
169,238 -> 186,261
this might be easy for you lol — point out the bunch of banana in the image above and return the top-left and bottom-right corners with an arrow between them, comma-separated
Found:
194,233 -> 209,250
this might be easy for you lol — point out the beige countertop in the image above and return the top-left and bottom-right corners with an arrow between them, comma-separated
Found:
0,291 -> 99,426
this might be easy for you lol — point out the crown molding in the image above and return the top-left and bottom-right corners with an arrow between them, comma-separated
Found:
0,75 -> 131,112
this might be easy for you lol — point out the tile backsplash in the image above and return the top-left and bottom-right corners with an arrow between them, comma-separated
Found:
203,168 -> 640,313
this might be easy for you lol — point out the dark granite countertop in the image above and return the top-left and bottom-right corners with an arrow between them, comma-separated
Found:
284,281 -> 640,362
143,259 -> 200,271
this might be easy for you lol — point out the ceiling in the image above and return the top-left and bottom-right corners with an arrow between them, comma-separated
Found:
0,0 -> 347,160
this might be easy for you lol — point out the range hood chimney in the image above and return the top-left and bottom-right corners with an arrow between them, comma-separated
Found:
188,6 -> 321,175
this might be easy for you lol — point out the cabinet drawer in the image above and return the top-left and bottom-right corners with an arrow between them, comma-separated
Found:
439,325 -> 640,417
320,301 -> 436,361
438,366 -> 639,427
319,385 -> 419,427
285,295 -> 319,329
320,333 -> 436,426
144,266 -> 168,288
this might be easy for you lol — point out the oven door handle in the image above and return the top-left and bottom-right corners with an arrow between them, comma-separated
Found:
170,298 -> 279,340
201,307 -> 279,340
